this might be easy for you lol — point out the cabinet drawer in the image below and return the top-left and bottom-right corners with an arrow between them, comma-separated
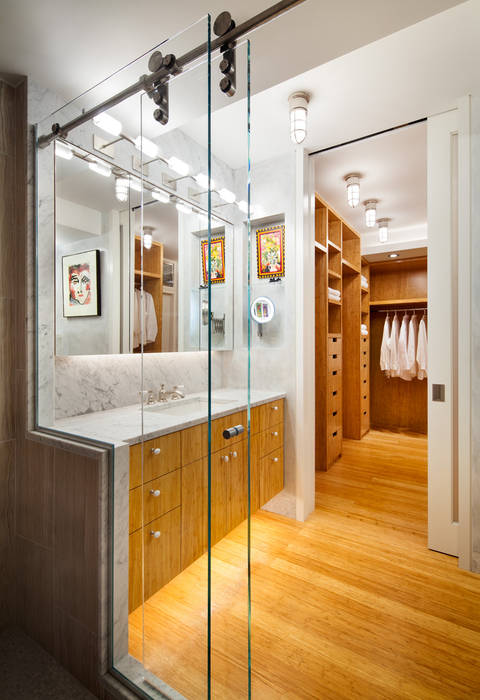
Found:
361,408 -> 369,433
327,428 -> 342,465
143,469 -> 181,526
130,432 -> 181,488
327,353 -> 342,372
251,405 -> 263,435
328,336 -> 342,355
327,404 -> 342,434
261,424 -> 283,456
264,399 -> 284,429
181,423 -> 207,466
128,529 -> 142,612
129,486 -> 143,535
181,458 -> 207,569
211,410 -> 247,453
260,446 -> 284,506
143,507 -> 181,601
327,369 -> 342,394
228,441 -> 248,531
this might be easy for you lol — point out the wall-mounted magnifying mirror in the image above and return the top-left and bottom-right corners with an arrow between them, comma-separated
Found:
250,295 -> 275,336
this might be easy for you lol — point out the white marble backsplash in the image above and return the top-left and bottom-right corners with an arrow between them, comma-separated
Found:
55,351 -> 223,420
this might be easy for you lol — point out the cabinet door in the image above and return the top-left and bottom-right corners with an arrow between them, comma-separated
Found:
181,458 -> 207,569
129,529 -> 143,612
264,399 -> 284,429
143,507 -> 181,601
250,433 -> 261,513
181,423 -> 207,466
260,446 -> 284,506
211,450 -> 229,545
228,440 -> 248,531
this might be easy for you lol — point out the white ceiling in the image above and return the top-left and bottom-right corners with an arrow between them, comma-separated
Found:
0,0 -> 463,103
314,121 -> 427,241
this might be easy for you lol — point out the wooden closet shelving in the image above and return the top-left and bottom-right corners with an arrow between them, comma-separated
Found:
134,236 -> 164,353
314,194 -> 370,470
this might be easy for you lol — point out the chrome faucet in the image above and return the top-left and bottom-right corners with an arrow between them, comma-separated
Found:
158,384 -> 185,402
158,384 -> 168,402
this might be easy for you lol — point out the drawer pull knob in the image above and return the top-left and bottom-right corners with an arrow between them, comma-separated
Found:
332,354 -> 337,359
272,431 -> 279,437
333,431 -> 338,437
363,380 -> 367,384
150,530 -> 161,539
151,447 -> 161,455
230,451 -> 238,459
273,457 -> 279,463
363,411 -> 367,415
332,370 -> 337,376
333,411 -> 337,416
221,454 -> 230,463
333,391 -> 337,396
150,489 -> 161,497
363,364 -> 366,368
272,405 -> 279,411
333,338 -> 337,342
363,395 -> 367,400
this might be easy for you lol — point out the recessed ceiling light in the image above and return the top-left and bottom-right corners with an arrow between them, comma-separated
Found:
388,253 -> 398,258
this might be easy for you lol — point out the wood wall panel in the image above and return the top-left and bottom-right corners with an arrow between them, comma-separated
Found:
370,311 -> 428,434
370,258 -> 427,302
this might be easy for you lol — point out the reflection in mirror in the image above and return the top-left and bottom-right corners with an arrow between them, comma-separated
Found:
54,141 -> 234,355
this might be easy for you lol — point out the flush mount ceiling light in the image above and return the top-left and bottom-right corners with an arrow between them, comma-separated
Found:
377,218 -> 390,243
88,159 -> 112,177
151,189 -> 170,204
288,91 -> 310,145
168,156 -> 190,177
115,176 -> 129,202
55,141 -> 73,160
194,172 -> 214,190
93,112 -> 122,137
219,187 -> 236,204
134,135 -> 159,159
345,173 -> 361,208
364,199 -> 378,228
143,226 -> 154,250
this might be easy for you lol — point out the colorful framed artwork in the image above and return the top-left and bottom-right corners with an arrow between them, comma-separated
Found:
62,249 -> 101,318
201,237 -> 226,284
256,225 -> 285,279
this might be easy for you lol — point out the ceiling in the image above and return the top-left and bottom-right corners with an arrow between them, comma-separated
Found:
314,121 -> 427,251
0,0 -> 463,105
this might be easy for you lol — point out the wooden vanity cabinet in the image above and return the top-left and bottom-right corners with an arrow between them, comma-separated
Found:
128,399 -> 284,612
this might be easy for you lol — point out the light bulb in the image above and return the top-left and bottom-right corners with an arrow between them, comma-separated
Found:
143,226 -> 154,250
377,218 -> 389,243
151,189 -> 170,204
55,142 -> 73,160
288,92 -> 310,145
194,172 -> 214,189
364,200 -> 377,228
88,159 -> 111,177
168,156 -> 190,177
219,187 -> 236,204
115,177 -> 129,202
134,135 -> 158,159
237,200 -> 248,213
93,112 -> 122,137
129,178 -> 142,192
345,174 -> 360,208
176,201 -> 192,215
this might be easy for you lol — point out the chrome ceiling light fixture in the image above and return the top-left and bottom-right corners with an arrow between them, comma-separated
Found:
115,176 -> 129,202
377,218 -> 390,243
288,91 -> 310,145
364,199 -> 378,228
142,226 -> 154,250
344,173 -> 361,207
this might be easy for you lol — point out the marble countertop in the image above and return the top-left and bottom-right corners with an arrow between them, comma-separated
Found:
50,388 -> 286,448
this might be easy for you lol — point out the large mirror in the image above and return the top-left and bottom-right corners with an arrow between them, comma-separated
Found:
54,141 -> 235,355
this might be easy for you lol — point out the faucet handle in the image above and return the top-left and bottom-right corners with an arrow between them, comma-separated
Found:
173,384 -> 184,391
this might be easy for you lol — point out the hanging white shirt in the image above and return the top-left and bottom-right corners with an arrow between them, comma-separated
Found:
389,314 -> 400,378
133,288 -> 158,348
407,314 -> 419,378
380,315 -> 391,375
398,313 -> 411,381
417,316 -> 428,380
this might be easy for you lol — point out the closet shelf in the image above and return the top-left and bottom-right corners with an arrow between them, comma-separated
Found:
328,298 -> 342,306
134,269 -> 163,279
342,259 -> 360,275
361,287 -> 368,294
328,269 -> 341,280
370,297 -> 427,307
327,239 -> 342,253
314,241 -> 327,254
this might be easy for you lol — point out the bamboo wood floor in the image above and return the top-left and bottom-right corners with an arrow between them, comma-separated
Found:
129,430 -> 480,699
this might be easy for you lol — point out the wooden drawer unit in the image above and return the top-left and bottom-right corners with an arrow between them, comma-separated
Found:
327,335 -> 342,355
361,407 -> 369,434
260,446 -> 284,505
264,399 -> 284,429
251,405 -> 263,435
142,469 -> 181,528
328,352 -> 342,372
130,432 -> 181,488
261,424 -> 283,455
228,440 -> 248,531
181,458 -> 207,569
129,486 -> 142,534
211,410 -> 247,453
181,423 -> 207,466
327,427 -> 342,465
327,401 -> 342,435
327,368 -> 342,394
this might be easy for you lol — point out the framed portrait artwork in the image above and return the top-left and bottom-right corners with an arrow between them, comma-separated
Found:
62,249 -> 101,318
256,225 -> 285,279
201,237 -> 226,284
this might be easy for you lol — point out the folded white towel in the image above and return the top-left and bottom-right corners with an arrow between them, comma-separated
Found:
328,286 -> 341,297
361,329 -> 368,336
361,276 -> 369,289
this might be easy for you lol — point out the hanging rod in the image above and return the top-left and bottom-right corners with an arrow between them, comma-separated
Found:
37,0 -> 306,148
373,307 -> 428,314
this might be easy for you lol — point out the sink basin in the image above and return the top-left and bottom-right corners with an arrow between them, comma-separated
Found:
143,396 -> 236,417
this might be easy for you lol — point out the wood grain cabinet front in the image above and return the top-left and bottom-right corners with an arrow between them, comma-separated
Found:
260,447 -> 284,505
181,458 -> 207,569
130,432 -> 181,487
143,507 -> 181,601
